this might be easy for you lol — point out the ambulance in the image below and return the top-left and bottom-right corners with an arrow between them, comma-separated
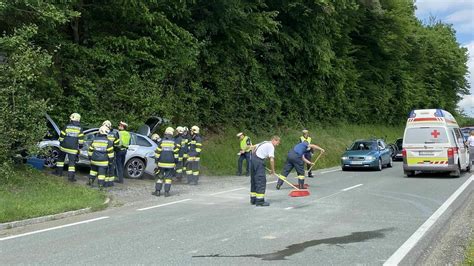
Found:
402,109 -> 471,177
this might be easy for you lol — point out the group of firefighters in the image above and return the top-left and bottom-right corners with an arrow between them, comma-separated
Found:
237,130 -> 325,207
53,113 -> 202,197
54,112 -> 326,206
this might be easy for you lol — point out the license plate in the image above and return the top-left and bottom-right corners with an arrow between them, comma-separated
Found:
419,152 -> 434,156
351,161 -> 364,165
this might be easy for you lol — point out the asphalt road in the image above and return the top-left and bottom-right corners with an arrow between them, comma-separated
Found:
0,162 -> 472,265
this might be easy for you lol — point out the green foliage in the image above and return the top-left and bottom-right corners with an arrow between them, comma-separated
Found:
0,25 -> 50,162
0,0 -> 470,164
0,165 -> 106,223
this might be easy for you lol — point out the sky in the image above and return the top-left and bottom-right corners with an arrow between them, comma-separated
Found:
414,0 -> 474,117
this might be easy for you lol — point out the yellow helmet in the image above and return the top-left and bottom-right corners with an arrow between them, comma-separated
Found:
176,126 -> 184,134
70,113 -> 81,122
191,125 -> 200,134
102,120 -> 112,129
151,133 -> 160,141
165,127 -> 174,135
99,125 -> 110,135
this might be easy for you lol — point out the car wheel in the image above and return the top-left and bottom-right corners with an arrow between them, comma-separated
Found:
387,157 -> 393,168
450,163 -> 461,177
125,157 -> 145,179
43,147 -> 60,168
375,158 -> 382,171
404,170 -> 415,177
342,166 -> 349,171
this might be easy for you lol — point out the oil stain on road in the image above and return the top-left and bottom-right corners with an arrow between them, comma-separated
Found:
193,227 -> 394,261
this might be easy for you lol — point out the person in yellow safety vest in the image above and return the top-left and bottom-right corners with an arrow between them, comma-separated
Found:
102,120 -> 120,187
174,127 -> 186,182
55,113 -> 84,182
300,129 -> 314,178
187,126 -> 202,185
116,121 -> 130,184
236,132 -> 252,176
87,126 -> 114,189
152,127 -> 179,197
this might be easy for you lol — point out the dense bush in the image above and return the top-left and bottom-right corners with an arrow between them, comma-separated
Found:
0,0 -> 469,161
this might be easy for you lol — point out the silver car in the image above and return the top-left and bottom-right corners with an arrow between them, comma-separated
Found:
39,115 -> 164,179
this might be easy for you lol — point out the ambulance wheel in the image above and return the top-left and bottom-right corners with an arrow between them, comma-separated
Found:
404,171 -> 415,177
450,163 -> 461,177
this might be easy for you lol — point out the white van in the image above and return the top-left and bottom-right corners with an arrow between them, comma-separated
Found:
402,109 -> 471,177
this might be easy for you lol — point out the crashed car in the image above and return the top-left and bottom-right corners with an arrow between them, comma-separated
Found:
39,115 -> 165,179
340,139 -> 393,171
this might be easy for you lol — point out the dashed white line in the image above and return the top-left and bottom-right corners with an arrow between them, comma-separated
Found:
137,199 -> 192,211
321,169 -> 341,174
341,184 -> 363,191
267,181 -> 277,184
384,175 -> 473,265
210,187 -> 246,196
0,216 -> 110,241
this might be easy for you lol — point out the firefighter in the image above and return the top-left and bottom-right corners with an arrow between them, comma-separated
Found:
152,127 -> 179,197
276,141 -> 325,190
174,127 -> 186,182
187,126 -> 202,185
236,132 -> 252,176
182,127 -> 191,182
55,113 -> 84,182
116,121 -> 130,184
300,129 -> 314,178
151,133 -> 162,145
87,126 -> 114,189
250,136 -> 280,206
102,120 -> 120,187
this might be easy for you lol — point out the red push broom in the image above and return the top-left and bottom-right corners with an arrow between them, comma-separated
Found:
276,174 -> 310,197
266,168 -> 310,197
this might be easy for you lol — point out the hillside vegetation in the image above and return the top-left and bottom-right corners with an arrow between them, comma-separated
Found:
0,0 -> 469,165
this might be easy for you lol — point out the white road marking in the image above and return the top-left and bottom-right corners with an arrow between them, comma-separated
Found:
0,216 -> 109,241
384,175 -> 474,266
210,187 -> 246,196
321,169 -> 341,174
285,207 -> 294,210
341,184 -> 363,191
267,181 -> 277,184
137,199 -> 192,211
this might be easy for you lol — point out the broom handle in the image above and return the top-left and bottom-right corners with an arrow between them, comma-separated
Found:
265,167 -> 300,190
307,152 -> 323,172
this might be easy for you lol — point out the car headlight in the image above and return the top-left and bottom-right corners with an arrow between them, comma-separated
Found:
366,156 -> 375,161
341,156 -> 349,160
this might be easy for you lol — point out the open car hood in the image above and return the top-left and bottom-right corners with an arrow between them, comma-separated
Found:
137,116 -> 169,136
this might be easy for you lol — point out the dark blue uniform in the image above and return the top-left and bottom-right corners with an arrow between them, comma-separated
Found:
277,142 -> 308,189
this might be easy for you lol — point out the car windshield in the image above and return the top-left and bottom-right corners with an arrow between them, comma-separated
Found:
350,141 -> 377,151
404,127 -> 448,144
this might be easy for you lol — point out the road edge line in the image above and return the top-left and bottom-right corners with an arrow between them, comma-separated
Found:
384,175 -> 473,265
0,216 -> 110,241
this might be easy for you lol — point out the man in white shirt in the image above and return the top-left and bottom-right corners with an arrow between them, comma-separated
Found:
250,136 -> 281,207
466,130 -> 474,165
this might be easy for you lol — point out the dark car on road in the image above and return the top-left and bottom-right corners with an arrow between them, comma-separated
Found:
341,139 -> 393,171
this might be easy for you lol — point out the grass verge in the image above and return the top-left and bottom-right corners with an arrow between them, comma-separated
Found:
0,165 -> 106,223
465,238 -> 474,265
201,124 -> 404,175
